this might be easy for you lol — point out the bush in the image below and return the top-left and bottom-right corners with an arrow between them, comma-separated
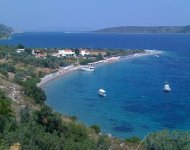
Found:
91,125 -> 101,134
70,115 -> 77,122
20,107 -> 32,123
0,51 -> 6,59
0,90 -> 14,134
145,130 -> 190,150
0,64 -> 15,77
97,135 -> 111,150
0,90 -> 13,117
79,59 -> 94,65
23,77 -> 46,104
11,52 -> 68,69
125,136 -> 141,143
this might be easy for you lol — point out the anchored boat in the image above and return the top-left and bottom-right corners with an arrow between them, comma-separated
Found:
98,89 -> 106,97
81,66 -> 95,72
163,82 -> 171,92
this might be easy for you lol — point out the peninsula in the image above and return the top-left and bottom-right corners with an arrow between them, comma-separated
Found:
0,23 -> 14,39
95,25 -> 190,34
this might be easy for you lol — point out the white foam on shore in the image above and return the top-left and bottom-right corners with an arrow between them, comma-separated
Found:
38,50 -> 162,87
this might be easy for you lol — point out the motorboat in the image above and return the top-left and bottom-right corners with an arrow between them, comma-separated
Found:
98,89 -> 106,97
81,66 -> 95,72
163,82 -> 171,92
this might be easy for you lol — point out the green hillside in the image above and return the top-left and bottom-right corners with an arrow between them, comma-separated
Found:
95,25 -> 190,34
0,23 -> 13,39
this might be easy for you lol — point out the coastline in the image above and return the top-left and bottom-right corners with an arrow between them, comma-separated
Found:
37,50 -> 162,88
37,65 -> 82,87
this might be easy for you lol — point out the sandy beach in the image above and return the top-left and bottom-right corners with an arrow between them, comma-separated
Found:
37,65 -> 83,87
37,50 -> 162,87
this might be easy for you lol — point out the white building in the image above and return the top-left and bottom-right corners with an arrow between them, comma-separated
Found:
17,49 -> 25,53
58,49 -> 75,57
51,53 -> 60,57
80,50 -> 90,56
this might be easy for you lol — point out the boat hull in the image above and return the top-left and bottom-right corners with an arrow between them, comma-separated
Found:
98,93 -> 106,97
81,67 -> 95,72
163,89 -> 171,92
163,87 -> 171,92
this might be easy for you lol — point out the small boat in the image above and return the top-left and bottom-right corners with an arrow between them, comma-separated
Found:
81,66 -> 95,72
98,89 -> 106,97
155,54 -> 160,58
163,82 -> 171,92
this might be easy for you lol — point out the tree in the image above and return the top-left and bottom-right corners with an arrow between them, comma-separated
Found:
20,107 -> 31,123
96,53 -> 103,61
23,77 -> 46,104
0,51 -> 6,59
75,49 -> 80,56
0,64 -> 16,77
17,44 -> 25,49
0,90 -> 14,133
0,90 -> 13,117
24,48 -> 32,55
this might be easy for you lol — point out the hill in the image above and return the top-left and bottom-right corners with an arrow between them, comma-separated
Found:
0,23 -> 14,39
1,45 -> 190,149
95,25 -> 190,34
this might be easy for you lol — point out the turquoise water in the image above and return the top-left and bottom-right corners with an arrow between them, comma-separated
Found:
44,52 -> 190,138
43,52 -> 190,138
1,33 -> 190,138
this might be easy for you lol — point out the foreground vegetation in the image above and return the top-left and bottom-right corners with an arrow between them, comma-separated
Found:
0,90 -> 110,149
1,44 -> 190,149
145,130 -> 190,149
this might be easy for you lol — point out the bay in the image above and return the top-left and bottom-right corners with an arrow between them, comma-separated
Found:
1,33 -> 190,138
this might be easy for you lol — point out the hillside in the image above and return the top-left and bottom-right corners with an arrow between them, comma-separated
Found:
1,45 -> 190,149
0,23 -> 14,39
95,25 -> 190,34
0,45 -> 147,150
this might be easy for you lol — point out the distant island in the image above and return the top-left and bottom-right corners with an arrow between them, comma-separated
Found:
0,23 -> 14,39
95,25 -> 190,34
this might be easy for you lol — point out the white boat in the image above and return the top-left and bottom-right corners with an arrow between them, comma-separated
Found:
163,83 -> 171,92
81,66 -> 95,72
98,89 -> 106,97
155,54 -> 160,58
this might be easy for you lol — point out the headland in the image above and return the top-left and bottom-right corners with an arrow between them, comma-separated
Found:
38,49 -> 162,87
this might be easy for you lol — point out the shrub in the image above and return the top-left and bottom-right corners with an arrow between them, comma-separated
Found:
91,125 -> 101,134
145,130 -> 190,150
23,77 -> 46,104
125,136 -> 141,143
0,64 -> 15,77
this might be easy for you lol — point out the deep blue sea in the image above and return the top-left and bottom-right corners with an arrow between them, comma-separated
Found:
1,33 -> 190,138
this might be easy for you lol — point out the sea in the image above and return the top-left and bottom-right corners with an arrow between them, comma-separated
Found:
1,32 -> 190,138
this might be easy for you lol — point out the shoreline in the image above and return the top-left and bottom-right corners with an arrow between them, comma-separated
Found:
37,50 -> 162,87
37,65 -> 82,87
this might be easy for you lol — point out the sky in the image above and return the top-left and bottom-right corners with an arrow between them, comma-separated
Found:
0,0 -> 190,31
